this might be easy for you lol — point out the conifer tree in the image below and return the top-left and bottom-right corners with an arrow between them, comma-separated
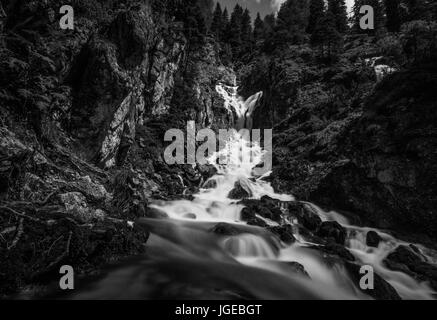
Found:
401,0 -> 428,22
327,0 -> 348,33
241,8 -> 253,49
311,11 -> 343,59
253,12 -> 265,41
384,0 -> 401,32
228,5 -> 244,55
307,0 -> 325,34
274,0 -> 309,45
210,2 -> 223,38
264,13 -> 276,36
221,8 -> 230,41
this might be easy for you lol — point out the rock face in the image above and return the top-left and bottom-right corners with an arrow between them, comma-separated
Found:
241,36 -> 437,242
384,245 -> 437,290
228,180 -> 252,199
0,1 -> 236,296
69,4 -> 235,168
366,231 -> 382,248
345,262 -> 402,300
317,221 -> 347,245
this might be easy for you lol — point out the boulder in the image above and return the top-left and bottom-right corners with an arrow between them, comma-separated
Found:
228,180 -> 252,199
288,202 -> 322,231
317,221 -> 347,245
345,262 -> 401,300
366,231 -> 383,248
283,262 -> 310,278
267,225 -> 296,245
210,223 -> 244,236
145,207 -> 168,219
58,192 -> 102,223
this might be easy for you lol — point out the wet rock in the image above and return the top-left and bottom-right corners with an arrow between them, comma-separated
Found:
58,192 -> 103,223
260,195 -> 281,207
267,225 -> 296,245
202,179 -> 217,189
345,262 -> 401,300
240,207 -> 268,227
366,231 -> 383,248
384,245 -> 437,290
288,202 -> 322,231
240,199 -> 282,222
284,262 -> 310,278
228,181 -> 252,200
183,213 -> 197,220
210,223 -> 244,236
386,245 -> 423,266
197,164 -> 217,180
145,207 -> 168,219
73,175 -> 111,202
314,243 -> 356,262
317,221 -> 347,245
246,218 -> 268,228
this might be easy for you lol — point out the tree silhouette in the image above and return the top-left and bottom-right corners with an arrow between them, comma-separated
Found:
327,0 -> 348,33
384,0 -> 401,32
254,12 -> 265,41
210,2 -> 223,38
307,0 -> 325,34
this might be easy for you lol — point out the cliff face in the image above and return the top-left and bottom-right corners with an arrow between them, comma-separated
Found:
240,36 -> 437,243
68,4 -> 234,168
0,1 -> 234,295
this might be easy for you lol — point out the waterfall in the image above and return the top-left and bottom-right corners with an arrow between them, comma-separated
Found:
67,87 -> 437,300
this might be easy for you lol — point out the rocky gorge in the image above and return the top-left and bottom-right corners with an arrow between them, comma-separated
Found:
1,0 -> 437,300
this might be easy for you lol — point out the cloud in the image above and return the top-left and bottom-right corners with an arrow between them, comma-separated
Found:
270,0 -> 286,12
270,0 -> 355,13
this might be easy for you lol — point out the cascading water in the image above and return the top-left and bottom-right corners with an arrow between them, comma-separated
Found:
65,86 -> 436,300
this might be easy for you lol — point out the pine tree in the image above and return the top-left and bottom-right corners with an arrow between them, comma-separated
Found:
228,5 -> 244,56
274,0 -> 309,45
264,13 -> 276,36
241,8 -> 253,49
221,7 -> 230,41
384,0 -> 401,32
307,0 -> 325,34
311,11 -> 343,60
327,0 -> 348,33
253,12 -> 265,41
401,0 -> 428,22
210,2 -> 223,38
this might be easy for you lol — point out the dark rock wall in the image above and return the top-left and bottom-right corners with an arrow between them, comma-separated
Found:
240,37 -> 437,242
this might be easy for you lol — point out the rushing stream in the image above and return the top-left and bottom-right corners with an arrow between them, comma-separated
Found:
66,86 -> 436,300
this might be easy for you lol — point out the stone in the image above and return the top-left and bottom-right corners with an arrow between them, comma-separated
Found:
210,223 -> 243,236
317,221 -> 347,245
267,225 -> 296,245
228,180 -> 252,199
366,231 -> 383,248
145,207 -> 169,219
284,262 -> 310,278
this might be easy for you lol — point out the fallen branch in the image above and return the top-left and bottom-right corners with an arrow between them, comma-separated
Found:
0,205 -> 41,222
44,231 -> 72,271
7,218 -> 24,250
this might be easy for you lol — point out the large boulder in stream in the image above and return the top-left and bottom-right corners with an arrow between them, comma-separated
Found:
288,202 -> 322,231
228,180 -> 252,199
239,199 -> 282,223
267,225 -> 296,245
366,231 -> 383,248
384,245 -> 437,291
316,221 -> 347,245
345,262 -> 402,300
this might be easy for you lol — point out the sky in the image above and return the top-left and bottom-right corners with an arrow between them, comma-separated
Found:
217,0 -> 355,19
